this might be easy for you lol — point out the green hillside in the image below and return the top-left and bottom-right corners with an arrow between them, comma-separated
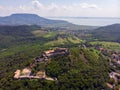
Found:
0,25 -> 82,49
92,24 -> 120,42
0,47 -> 110,90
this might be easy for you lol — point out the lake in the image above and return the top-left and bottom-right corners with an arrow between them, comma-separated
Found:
48,17 -> 120,26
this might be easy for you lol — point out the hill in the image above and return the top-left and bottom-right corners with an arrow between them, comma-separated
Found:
0,25 -> 41,49
0,25 -> 82,50
0,14 -> 73,27
0,14 -> 98,30
0,47 -> 110,90
92,24 -> 120,42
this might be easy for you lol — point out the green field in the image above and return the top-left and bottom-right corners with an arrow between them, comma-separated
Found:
45,36 -> 81,46
90,41 -> 120,51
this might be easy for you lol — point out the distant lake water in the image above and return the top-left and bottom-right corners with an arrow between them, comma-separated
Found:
47,17 -> 120,26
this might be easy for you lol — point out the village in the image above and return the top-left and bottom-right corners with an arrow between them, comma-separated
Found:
14,46 -> 120,89
14,47 -> 69,80
108,51 -> 120,89
97,47 -> 120,89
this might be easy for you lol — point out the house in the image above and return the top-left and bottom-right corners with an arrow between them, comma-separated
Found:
34,57 -> 40,62
36,71 -> 46,78
109,72 -> 120,82
34,48 -> 69,62
111,53 -> 120,64
14,70 -> 21,79
43,48 -> 69,58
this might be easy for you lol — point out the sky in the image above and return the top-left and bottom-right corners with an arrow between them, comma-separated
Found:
0,0 -> 120,17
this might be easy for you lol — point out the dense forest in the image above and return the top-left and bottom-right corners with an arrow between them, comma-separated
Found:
92,24 -> 120,42
0,24 -> 120,89
0,47 -> 110,90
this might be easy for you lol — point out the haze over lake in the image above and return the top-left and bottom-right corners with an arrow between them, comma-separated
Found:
48,17 -> 120,26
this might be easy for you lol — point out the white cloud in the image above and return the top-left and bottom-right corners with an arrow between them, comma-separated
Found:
40,2 -> 101,16
80,3 -> 99,9
0,0 -> 119,17
31,0 -> 100,11
32,0 -> 44,9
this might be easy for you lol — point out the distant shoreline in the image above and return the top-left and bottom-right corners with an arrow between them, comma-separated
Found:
47,17 -> 120,19
47,17 -> 120,26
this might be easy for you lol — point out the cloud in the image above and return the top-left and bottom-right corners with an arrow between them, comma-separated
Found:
0,0 -> 119,17
0,0 -> 102,16
31,0 -> 99,11
32,0 -> 44,9
80,3 -> 99,9
29,0 -> 99,16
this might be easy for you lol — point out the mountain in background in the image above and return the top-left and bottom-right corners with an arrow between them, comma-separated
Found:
0,13 -> 98,30
92,24 -> 120,42
0,13 -> 73,27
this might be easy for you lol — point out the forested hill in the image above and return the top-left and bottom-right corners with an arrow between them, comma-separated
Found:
0,25 -> 82,49
0,14 -> 72,26
92,24 -> 120,42
0,25 -> 42,48
0,47 -> 110,90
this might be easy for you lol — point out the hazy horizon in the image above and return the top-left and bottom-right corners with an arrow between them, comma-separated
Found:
1,13 -> 120,18
48,17 -> 120,26
0,13 -> 120,26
